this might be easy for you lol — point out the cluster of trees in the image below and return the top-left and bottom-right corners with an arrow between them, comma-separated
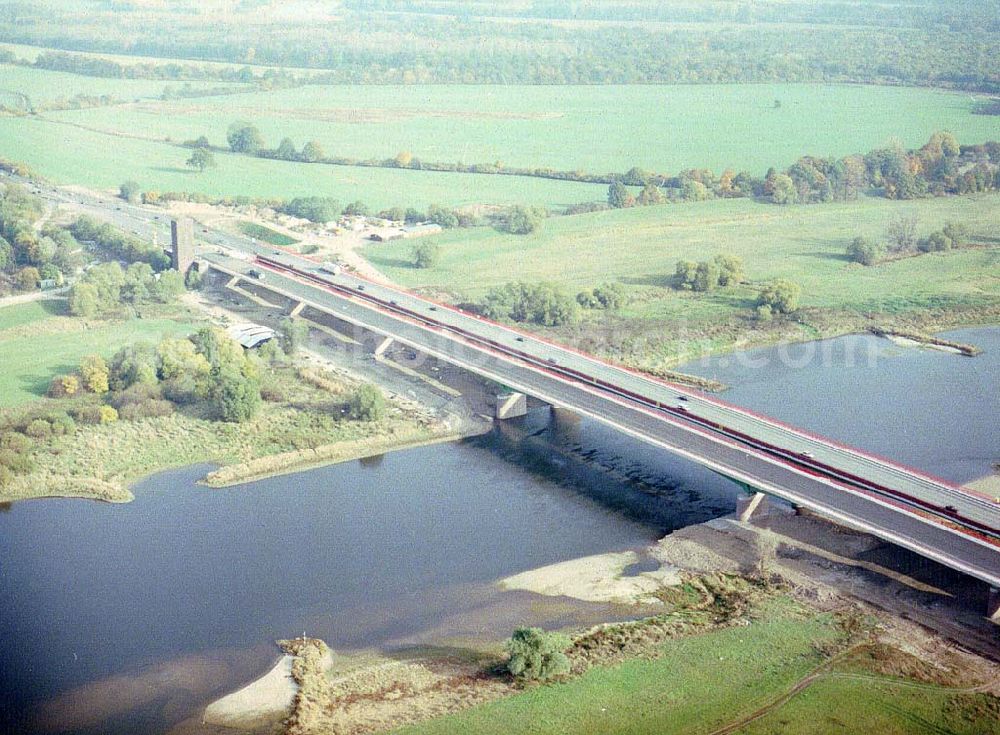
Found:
67,261 -> 184,318
755,280 -> 802,319
70,215 -> 171,270
48,328 -> 262,423
0,184 -> 83,292
5,2 -> 998,91
505,627 -> 571,682
847,218 -> 970,265
604,135 -> 1000,209
478,282 -> 578,327
576,282 -> 626,311
674,255 -> 745,292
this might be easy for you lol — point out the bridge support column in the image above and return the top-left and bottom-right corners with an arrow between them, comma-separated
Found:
225,274 -> 241,289
373,336 -> 393,359
495,392 -> 528,420
289,301 -> 305,317
737,492 -> 768,523
988,587 -> 1000,623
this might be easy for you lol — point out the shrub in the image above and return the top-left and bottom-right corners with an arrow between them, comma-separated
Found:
48,374 -> 80,398
942,221 -> 968,248
24,419 -> 52,439
0,432 -> 31,453
99,405 -> 119,424
119,399 -> 174,421
348,384 -> 386,421
505,627 -> 572,682
49,413 -> 76,436
119,180 -> 141,203
0,449 -> 34,474
757,279 -> 802,314
72,404 -> 105,425
918,231 -> 953,252
847,236 -> 885,265
161,374 -> 200,405
411,241 -> 440,269
79,354 -> 110,393
110,382 -> 162,410
498,205 -> 545,235
14,266 -> 40,291
0,465 -> 13,487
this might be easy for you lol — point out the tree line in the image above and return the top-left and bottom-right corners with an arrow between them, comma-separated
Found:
2,1 -> 997,91
194,124 -> 1000,209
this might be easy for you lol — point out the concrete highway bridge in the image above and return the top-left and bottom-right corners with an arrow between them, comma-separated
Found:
198,249 -> 1000,601
11,175 -> 999,610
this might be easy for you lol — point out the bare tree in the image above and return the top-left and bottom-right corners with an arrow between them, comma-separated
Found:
885,214 -> 919,253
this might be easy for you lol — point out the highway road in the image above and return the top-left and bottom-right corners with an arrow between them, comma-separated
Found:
9,173 -> 999,587
202,252 -> 1000,587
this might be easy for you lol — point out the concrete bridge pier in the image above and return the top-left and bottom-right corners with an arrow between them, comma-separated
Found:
988,587 -> 1000,623
737,491 -> 769,523
495,392 -> 528,419
373,336 -> 394,359
289,301 -> 305,317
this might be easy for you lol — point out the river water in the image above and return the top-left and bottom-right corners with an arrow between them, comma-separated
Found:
0,327 -> 996,734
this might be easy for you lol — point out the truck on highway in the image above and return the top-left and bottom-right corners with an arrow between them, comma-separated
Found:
319,261 -> 343,275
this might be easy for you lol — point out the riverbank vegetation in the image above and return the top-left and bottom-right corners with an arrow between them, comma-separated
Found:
270,575 -> 999,735
0,297 -> 447,502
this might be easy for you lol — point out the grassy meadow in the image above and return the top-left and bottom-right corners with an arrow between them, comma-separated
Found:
1,67 -> 997,209
0,115 -> 610,210
39,82 -> 1000,174
397,601 -> 999,735
0,62 -> 249,107
398,601 -> 836,735
365,193 -> 1000,316
0,300 -> 200,407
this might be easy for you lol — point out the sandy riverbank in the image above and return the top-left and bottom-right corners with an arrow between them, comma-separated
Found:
203,648 -> 334,730
200,425 -> 465,488
499,551 -> 681,604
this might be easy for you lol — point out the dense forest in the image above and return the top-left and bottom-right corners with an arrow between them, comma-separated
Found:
0,0 -> 997,90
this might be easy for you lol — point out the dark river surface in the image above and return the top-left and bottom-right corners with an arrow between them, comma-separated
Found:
0,326 -> 996,734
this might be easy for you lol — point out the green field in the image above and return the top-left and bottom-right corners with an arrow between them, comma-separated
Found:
3,67 -> 997,209
397,601 -> 839,735
237,221 -> 299,247
364,194 -> 1000,324
0,301 -> 199,407
740,675 -> 1000,735
42,82 -> 1000,174
0,116 -> 609,209
396,605 -> 1000,735
0,62 -> 248,107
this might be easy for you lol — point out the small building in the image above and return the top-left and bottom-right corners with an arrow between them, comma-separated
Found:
226,323 -> 277,350
401,223 -> 443,238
